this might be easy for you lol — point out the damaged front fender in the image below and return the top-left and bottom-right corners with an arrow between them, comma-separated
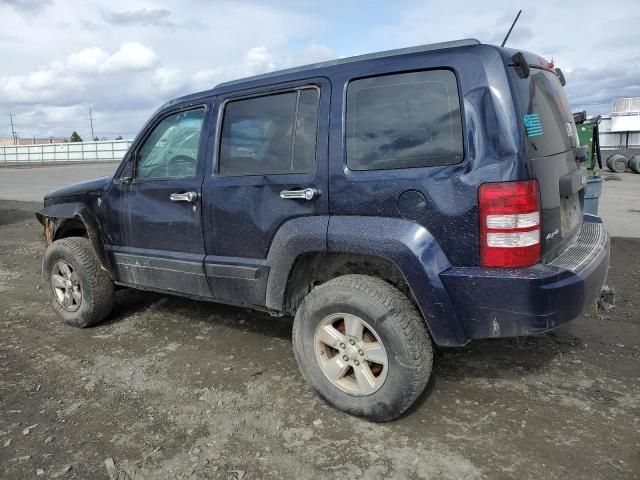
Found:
36,202 -> 113,277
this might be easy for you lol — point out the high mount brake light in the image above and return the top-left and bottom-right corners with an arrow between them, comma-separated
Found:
479,180 -> 541,267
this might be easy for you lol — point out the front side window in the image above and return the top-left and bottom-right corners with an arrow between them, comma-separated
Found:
136,108 -> 205,180
219,88 -> 319,176
346,70 -> 463,171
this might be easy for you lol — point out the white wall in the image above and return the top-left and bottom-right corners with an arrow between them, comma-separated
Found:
0,139 -> 133,165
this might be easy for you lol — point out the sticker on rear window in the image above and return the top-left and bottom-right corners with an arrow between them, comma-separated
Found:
524,113 -> 543,137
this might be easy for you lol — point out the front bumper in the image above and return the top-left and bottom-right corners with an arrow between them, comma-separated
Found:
440,215 -> 610,339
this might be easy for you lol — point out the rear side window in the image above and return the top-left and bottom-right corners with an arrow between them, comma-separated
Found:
219,88 -> 319,176
346,70 -> 463,171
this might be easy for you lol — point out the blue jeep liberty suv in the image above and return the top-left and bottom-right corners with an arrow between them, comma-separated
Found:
37,39 -> 610,421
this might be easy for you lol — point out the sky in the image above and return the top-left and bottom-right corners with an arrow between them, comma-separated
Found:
1,0 -> 639,141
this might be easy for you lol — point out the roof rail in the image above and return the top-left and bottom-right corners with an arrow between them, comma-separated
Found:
215,38 -> 481,89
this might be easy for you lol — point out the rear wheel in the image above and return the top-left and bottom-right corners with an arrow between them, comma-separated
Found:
292,274 -> 433,421
43,237 -> 114,327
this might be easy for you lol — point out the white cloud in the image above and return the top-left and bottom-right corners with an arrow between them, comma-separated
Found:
244,47 -> 276,75
192,68 -> 225,91
100,42 -> 157,73
372,0 -> 640,116
0,42 -> 159,112
0,65 -> 83,106
2,0 -> 637,140
152,67 -> 185,95
0,1 -> 332,139
0,38 -> 336,139
67,47 -> 109,73
65,43 -> 157,75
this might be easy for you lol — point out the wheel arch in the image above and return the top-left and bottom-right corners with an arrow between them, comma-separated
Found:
281,252 -> 413,315
326,216 -> 469,346
266,215 -> 470,346
36,202 -> 113,277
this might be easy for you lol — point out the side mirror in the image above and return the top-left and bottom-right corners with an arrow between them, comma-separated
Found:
120,158 -> 134,184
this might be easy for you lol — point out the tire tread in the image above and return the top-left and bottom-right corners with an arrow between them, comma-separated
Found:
45,237 -> 114,327
326,275 -> 433,413
293,274 -> 433,421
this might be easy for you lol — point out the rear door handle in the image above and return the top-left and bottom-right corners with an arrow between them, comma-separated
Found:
169,191 -> 198,202
280,188 -> 318,200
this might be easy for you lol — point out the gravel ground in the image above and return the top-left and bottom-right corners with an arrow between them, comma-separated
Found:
0,200 -> 638,480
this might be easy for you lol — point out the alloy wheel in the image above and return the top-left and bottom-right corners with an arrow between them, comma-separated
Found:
314,313 -> 388,396
51,260 -> 82,312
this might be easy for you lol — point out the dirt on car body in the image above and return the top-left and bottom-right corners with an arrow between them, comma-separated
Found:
1,200 -> 639,479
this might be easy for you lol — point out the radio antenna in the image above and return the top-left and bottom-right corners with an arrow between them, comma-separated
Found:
501,10 -> 522,47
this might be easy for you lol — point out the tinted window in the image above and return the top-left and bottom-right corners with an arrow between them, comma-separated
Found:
219,89 -> 319,176
292,89 -> 320,173
508,67 -> 575,158
346,70 -> 463,171
136,108 -> 205,180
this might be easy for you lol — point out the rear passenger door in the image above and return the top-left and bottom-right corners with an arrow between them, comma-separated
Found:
201,79 -> 330,306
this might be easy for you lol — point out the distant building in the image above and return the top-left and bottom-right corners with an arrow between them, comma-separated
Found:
0,137 -> 68,146
599,97 -> 640,157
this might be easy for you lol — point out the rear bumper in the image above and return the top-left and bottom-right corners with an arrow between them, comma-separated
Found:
440,215 -> 609,339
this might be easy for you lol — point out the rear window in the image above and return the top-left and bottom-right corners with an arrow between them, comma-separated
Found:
346,70 -> 463,171
509,67 -> 576,158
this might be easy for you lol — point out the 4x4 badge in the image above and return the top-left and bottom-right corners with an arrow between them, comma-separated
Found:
524,113 -> 544,137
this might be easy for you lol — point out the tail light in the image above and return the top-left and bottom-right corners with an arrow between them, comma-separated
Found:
479,180 -> 541,267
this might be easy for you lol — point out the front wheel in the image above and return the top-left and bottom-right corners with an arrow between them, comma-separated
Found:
292,274 -> 433,421
43,237 -> 114,328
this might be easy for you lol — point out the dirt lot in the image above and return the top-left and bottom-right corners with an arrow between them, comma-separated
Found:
0,199 -> 638,480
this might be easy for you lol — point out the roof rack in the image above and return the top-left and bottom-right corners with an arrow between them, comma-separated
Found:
215,38 -> 481,89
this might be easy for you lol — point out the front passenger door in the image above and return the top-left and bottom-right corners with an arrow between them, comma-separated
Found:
103,105 -> 211,297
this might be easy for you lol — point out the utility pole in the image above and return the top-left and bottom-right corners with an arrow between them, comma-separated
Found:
9,113 -> 17,145
88,106 -> 95,141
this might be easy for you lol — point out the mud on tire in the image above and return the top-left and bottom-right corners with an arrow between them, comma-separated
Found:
292,274 -> 433,422
42,236 -> 114,328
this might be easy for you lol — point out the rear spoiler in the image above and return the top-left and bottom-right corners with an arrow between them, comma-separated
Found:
510,51 -> 566,86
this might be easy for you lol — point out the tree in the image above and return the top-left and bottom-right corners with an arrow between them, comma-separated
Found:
115,135 -> 123,140
69,131 -> 83,142
93,136 -> 100,142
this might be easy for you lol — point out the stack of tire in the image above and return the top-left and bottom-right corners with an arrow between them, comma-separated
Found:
606,153 -> 640,174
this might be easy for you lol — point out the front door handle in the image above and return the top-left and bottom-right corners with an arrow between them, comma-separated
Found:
170,191 -> 198,202
280,188 -> 318,200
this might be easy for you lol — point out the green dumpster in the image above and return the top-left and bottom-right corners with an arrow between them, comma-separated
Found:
573,111 -> 603,215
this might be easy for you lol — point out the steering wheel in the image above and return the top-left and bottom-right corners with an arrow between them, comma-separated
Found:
167,155 -> 196,177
